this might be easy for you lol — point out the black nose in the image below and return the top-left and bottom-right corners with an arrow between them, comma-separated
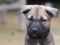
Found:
32,28 -> 38,33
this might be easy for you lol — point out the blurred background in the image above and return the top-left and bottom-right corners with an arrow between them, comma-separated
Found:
0,0 -> 60,45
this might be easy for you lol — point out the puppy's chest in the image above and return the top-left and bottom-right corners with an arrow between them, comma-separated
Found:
37,41 -> 40,45
36,40 -> 47,45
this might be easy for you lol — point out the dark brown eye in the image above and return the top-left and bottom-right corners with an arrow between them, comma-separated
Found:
41,17 -> 46,22
28,16 -> 33,21
42,19 -> 46,21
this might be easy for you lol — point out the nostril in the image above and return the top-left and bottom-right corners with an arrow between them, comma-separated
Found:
32,28 -> 38,33
33,30 -> 37,33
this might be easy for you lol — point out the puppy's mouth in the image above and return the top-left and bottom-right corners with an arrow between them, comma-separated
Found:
32,34 -> 37,37
27,29 -> 50,39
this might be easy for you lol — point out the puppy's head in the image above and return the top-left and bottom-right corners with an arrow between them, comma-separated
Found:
19,5 -> 59,39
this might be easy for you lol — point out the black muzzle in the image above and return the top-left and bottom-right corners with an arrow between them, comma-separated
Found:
27,20 -> 50,39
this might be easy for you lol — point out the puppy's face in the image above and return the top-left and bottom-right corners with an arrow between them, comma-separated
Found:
20,5 -> 59,39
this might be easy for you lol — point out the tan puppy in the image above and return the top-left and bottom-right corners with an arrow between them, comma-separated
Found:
19,5 -> 59,45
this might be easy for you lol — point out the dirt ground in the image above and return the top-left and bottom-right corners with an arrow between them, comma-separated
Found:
0,11 -> 60,45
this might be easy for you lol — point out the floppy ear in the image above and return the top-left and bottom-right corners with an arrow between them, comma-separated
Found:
23,9 -> 31,14
19,5 -> 33,15
46,7 -> 60,17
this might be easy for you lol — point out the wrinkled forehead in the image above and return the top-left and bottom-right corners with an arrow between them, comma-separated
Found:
27,5 -> 48,20
20,5 -> 59,20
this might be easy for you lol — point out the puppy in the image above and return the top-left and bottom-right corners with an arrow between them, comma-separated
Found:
19,5 -> 59,45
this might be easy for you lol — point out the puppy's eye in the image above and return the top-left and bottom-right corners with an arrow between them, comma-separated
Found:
42,19 -> 46,22
28,16 -> 33,21
42,19 -> 46,21
28,18 -> 32,20
41,17 -> 46,22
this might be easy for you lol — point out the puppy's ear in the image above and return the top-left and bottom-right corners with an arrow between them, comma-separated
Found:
23,9 -> 31,14
18,9 -> 31,17
46,7 -> 60,17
